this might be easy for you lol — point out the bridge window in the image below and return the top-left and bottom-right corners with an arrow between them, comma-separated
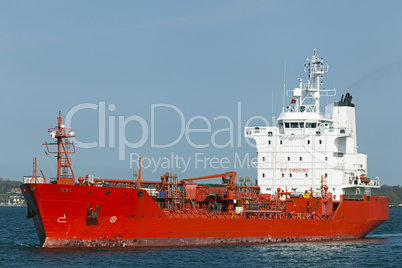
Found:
306,123 -> 317,128
291,122 -> 299,128
300,122 -> 304,128
285,122 -> 290,128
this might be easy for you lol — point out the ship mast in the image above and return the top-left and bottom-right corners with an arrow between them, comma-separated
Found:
43,112 -> 76,185
291,50 -> 334,113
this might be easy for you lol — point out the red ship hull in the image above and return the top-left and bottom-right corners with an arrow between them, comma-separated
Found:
21,183 -> 389,248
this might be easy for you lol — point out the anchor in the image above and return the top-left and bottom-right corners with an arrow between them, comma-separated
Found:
26,206 -> 36,218
87,204 -> 100,219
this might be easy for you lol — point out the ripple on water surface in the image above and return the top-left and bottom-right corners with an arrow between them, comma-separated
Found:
0,207 -> 401,267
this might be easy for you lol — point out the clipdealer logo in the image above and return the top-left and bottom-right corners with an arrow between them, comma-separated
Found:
64,101 -> 275,173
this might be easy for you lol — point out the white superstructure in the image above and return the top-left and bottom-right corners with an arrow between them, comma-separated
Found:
245,50 -> 380,200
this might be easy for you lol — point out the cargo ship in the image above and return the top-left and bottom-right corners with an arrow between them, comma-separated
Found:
21,51 -> 389,248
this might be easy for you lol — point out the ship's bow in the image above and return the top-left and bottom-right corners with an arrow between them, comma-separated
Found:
21,183 -> 46,245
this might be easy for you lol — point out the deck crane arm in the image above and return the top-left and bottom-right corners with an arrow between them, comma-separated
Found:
181,172 -> 237,213
180,172 -> 237,185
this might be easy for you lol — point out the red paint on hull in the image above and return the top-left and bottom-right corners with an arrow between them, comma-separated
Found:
21,183 -> 389,248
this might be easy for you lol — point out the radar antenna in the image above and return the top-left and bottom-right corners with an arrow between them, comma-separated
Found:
287,50 -> 336,113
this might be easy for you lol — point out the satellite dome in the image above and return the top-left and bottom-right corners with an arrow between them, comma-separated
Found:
293,88 -> 302,97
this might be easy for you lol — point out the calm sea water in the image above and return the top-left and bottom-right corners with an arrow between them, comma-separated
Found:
0,207 -> 401,267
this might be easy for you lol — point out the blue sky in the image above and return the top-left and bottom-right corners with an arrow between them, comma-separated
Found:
0,0 -> 401,186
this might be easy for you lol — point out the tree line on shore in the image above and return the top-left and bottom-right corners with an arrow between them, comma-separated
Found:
0,178 -> 21,193
372,185 -> 402,206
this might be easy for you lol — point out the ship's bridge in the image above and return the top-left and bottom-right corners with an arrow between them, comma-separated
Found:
244,50 -> 381,201
276,111 -> 332,135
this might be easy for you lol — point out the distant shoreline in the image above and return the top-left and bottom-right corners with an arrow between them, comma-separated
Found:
0,204 -> 26,207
